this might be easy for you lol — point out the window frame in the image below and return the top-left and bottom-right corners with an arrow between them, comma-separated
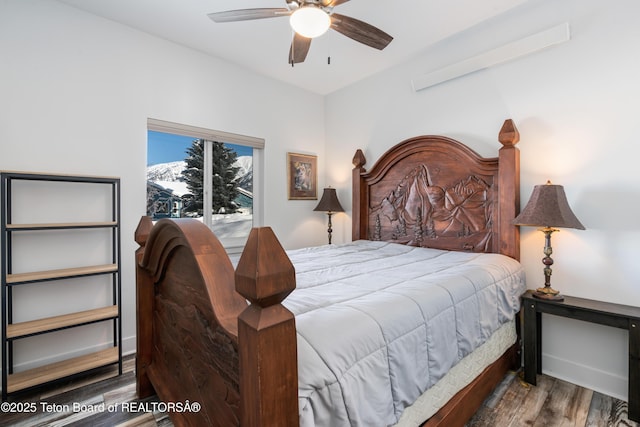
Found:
147,118 -> 264,253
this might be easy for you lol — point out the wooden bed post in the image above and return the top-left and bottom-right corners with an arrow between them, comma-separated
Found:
352,149 -> 367,241
134,216 -> 155,398
497,119 -> 521,260
235,227 -> 299,427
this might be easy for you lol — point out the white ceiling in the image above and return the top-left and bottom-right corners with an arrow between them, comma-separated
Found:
57,0 -> 529,95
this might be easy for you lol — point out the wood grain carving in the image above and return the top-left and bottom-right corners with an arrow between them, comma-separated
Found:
136,219 -> 298,426
353,119 -> 520,259
370,162 -> 494,251
135,218 -> 246,426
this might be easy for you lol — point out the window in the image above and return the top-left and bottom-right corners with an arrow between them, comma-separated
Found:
146,119 -> 264,252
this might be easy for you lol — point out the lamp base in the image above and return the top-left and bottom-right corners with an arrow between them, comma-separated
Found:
533,286 -> 564,301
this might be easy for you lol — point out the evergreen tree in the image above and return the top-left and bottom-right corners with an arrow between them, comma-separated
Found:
181,139 -> 240,215
181,139 -> 205,215
211,141 -> 240,213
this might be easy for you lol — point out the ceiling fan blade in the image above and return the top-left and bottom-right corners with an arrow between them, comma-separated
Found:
322,0 -> 351,6
289,33 -> 312,64
330,13 -> 393,50
208,8 -> 291,23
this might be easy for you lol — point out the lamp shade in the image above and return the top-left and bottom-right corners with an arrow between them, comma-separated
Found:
289,6 -> 331,38
314,187 -> 344,213
513,181 -> 585,229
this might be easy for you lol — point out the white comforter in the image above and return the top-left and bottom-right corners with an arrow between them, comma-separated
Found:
282,240 -> 525,427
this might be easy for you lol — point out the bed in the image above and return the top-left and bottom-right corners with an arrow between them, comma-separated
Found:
134,119 -> 523,426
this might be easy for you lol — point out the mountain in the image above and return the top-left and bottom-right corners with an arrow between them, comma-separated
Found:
234,156 -> 252,178
234,156 -> 253,192
147,161 -> 185,183
147,156 -> 253,195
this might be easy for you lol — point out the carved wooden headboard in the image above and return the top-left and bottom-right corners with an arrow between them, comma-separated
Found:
352,119 -> 521,260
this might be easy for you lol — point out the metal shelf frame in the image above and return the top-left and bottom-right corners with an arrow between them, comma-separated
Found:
1,171 -> 122,399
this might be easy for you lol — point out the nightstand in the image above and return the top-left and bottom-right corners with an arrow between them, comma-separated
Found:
522,290 -> 640,422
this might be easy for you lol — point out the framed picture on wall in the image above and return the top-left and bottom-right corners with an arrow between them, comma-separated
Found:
287,152 -> 317,200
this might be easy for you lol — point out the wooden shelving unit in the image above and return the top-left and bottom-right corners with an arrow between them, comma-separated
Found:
1,171 -> 122,399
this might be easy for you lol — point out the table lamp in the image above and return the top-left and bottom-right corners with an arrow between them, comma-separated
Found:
314,187 -> 344,244
513,180 -> 585,301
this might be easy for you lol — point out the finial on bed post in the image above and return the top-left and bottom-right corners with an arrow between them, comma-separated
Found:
235,227 -> 298,426
352,149 -> 367,241
134,216 -> 155,398
498,119 -> 521,260
498,119 -> 520,147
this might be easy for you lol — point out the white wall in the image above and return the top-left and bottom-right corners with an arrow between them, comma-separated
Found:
2,0 -> 639,404
325,0 -> 640,400
0,0 -> 326,368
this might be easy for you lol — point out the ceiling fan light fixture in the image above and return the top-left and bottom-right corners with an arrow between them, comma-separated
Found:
289,6 -> 330,38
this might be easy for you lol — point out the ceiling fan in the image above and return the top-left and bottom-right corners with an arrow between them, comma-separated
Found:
207,0 -> 393,65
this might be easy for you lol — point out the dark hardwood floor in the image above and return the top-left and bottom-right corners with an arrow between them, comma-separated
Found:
0,353 -> 636,426
0,355 -> 170,427
468,370 -> 638,427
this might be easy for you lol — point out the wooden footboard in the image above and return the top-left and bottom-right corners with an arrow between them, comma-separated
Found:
134,218 -> 298,426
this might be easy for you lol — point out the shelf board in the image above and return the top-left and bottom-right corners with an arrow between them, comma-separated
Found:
7,305 -> 118,339
7,347 -> 119,393
6,221 -> 117,230
6,264 -> 118,284
1,170 -> 120,181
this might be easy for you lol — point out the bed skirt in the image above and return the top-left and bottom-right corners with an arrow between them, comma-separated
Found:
395,319 -> 516,426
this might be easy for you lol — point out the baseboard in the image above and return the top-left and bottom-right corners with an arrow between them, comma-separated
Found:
542,352 -> 627,401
